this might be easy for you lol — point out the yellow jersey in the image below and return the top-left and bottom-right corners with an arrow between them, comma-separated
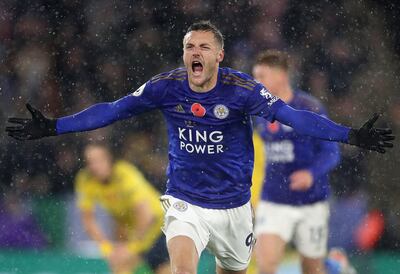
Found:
248,133 -> 266,274
75,160 -> 163,253
251,132 -> 266,208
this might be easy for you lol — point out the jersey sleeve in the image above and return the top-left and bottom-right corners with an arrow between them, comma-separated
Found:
245,83 -> 286,122
75,171 -> 96,212
56,80 -> 167,134
275,105 -> 350,143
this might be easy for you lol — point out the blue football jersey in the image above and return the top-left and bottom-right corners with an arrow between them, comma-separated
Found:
138,67 -> 285,208
58,68 -> 350,208
254,90 -> 340,205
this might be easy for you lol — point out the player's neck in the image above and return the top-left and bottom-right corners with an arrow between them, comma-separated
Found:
99,176 -> 111,184
96,172 -> 112,184
277,86 -> 294,103
189,71 -> 219,93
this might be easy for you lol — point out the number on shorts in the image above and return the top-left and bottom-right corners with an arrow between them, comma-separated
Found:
245,233 -> 256,253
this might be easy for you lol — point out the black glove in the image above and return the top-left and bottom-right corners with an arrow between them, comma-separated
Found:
348,113 -> 395,153
6,103 -> 57,140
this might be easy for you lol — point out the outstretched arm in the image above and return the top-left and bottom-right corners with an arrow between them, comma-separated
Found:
275,105 -> 395,153
275,105 -> 350,142
245,83 -> 394,154
6,98 -> 139,140
6,82 -> 162,140
56,95 -> 145,134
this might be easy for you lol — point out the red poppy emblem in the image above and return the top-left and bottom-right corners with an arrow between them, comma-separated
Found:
191,103 -> 206,117
267,122 -> 280,133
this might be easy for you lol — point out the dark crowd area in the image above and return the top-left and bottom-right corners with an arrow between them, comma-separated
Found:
0,0 -> 399,251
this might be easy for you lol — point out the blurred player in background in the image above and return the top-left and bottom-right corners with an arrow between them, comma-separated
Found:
6,21 -> 394,274
251,50 -> 355,274
75,142 -> 170,274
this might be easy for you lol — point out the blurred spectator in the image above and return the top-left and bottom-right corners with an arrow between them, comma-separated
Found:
0,188 -> 48,249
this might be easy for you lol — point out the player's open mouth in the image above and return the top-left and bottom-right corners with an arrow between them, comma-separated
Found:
192,61 -> 203,76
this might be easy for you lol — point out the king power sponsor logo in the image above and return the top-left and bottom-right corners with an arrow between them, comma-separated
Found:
178,127 -> 224,154
266,140 -> 295,163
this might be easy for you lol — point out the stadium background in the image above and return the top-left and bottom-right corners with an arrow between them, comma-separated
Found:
0,0 -> 399,273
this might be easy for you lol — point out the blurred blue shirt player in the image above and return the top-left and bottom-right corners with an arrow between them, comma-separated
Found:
253,50 -> 341,274
255,89 -> 340,204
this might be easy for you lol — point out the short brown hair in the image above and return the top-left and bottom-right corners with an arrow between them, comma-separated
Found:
255,50 -> 289,71
84,140 -> 114,161
186,20 -> 224,49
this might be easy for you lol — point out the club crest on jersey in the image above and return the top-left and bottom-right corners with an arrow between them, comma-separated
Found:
173,201 -> 188,212
191,103 -> 206,117
213,104 -> 229,119
132,83 -> 145,97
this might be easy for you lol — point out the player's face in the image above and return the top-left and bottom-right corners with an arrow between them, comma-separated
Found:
183,31 -> 224,91
252,64 -> 288,96
84,146 -> 112,182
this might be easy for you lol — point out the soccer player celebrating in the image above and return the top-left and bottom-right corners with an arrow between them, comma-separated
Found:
76,142 -> 169,274
6,21 -> 394,274
252,50 -> 340,274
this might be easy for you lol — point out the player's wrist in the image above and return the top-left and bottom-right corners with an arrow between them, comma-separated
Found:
46,118 -> 58,136
347,128 -> 359,145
